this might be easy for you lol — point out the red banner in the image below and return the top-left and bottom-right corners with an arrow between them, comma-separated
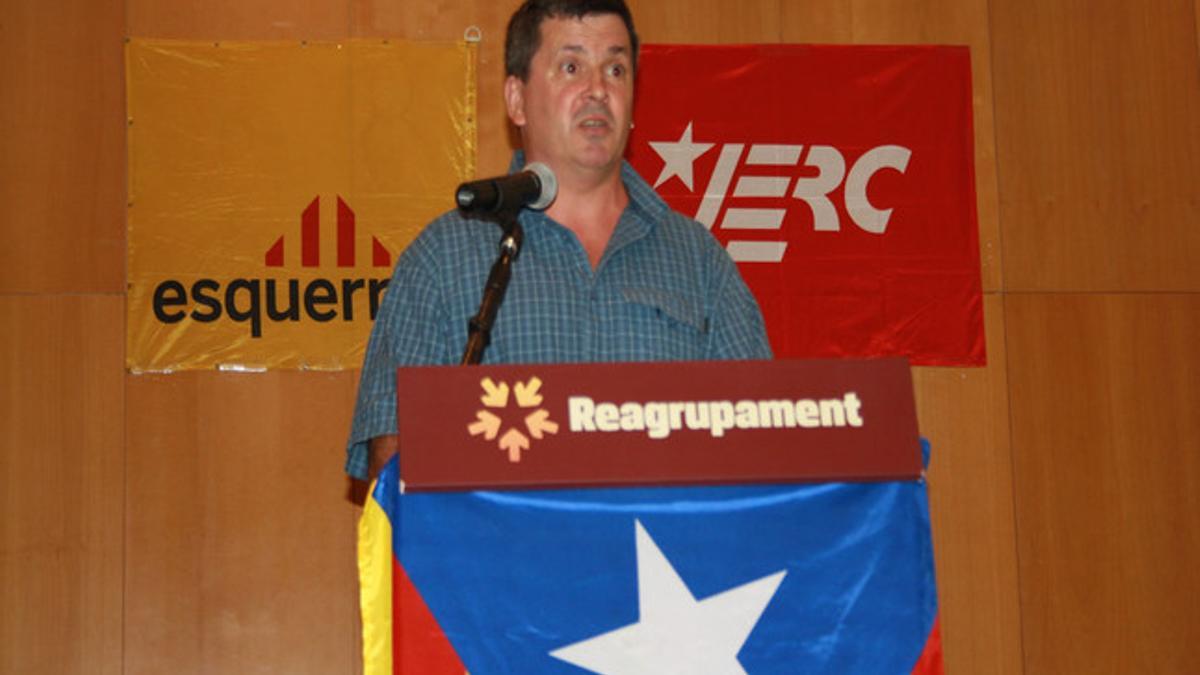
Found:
627,44 -> 984,366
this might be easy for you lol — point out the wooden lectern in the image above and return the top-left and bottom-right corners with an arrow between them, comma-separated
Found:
359,358 -> 942,674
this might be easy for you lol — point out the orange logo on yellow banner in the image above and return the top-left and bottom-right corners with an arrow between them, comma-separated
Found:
467,377 -> 559,463
126,39 -> 476,371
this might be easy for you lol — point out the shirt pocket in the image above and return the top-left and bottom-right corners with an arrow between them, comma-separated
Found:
620,286 -> 708,337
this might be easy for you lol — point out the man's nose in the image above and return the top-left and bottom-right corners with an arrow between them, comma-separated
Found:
586,69 -> 609,101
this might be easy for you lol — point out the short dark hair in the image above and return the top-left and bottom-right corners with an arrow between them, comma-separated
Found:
504,0 -> 640,81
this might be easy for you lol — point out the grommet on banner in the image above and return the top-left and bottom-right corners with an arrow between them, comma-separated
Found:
217,363 -> 267,373
464,26 -> 482,43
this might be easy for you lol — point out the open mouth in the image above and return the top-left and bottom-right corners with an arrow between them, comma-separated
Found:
579,118 -> 610,129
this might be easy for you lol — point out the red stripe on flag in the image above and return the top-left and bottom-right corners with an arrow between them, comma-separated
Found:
911,615 -> 944,675
394,560 -> 466,674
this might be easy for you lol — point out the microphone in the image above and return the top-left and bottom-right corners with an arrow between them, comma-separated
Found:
456,162 -> 557,213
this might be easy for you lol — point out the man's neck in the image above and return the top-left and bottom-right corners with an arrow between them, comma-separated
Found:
543,166 -> 630,269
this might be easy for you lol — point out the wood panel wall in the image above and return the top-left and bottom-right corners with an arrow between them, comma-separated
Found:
3,1 -> 1197,674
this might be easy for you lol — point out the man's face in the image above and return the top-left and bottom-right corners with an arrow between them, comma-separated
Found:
505,14 -> 635,180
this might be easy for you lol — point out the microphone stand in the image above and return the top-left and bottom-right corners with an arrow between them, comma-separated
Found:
461,209 -> 523,365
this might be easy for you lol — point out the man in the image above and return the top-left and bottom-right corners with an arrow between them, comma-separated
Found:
346,0 -> 771,481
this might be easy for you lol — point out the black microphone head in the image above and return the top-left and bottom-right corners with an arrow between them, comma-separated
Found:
454,164 -> 556,213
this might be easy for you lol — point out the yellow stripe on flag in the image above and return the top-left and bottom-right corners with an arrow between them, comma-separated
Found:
358,479 -> 393,675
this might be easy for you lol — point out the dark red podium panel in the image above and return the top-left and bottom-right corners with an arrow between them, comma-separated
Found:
396,358 -> 920,491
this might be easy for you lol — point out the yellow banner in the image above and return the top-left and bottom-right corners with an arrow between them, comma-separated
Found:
126,39 -> 476,371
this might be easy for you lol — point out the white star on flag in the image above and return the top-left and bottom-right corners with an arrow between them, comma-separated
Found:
549,520 -> 786,674
648,122 -> 714,190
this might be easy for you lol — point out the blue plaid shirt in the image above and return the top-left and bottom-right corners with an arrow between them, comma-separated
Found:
345,159 -> 772,479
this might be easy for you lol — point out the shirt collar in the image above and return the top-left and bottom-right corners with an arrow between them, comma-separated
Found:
505,151 -> 668,268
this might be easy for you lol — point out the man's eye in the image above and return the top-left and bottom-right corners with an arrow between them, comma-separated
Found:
562,62 -> 578,75
609,64 -> 626,77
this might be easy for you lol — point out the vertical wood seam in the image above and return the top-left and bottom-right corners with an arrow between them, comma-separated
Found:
997,288 -> 1027,675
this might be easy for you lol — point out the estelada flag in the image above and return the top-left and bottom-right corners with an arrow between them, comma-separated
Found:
358,450 -> 943,673
626,45 -> 984,367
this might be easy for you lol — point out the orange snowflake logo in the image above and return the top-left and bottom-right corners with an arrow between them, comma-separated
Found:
466,376 -> 559,462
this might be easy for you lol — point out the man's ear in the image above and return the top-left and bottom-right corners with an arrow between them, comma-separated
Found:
504,75 -> 527,127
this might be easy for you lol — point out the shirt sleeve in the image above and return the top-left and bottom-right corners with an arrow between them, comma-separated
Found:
344,228 -> 453,479
703,241 -> 774,361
